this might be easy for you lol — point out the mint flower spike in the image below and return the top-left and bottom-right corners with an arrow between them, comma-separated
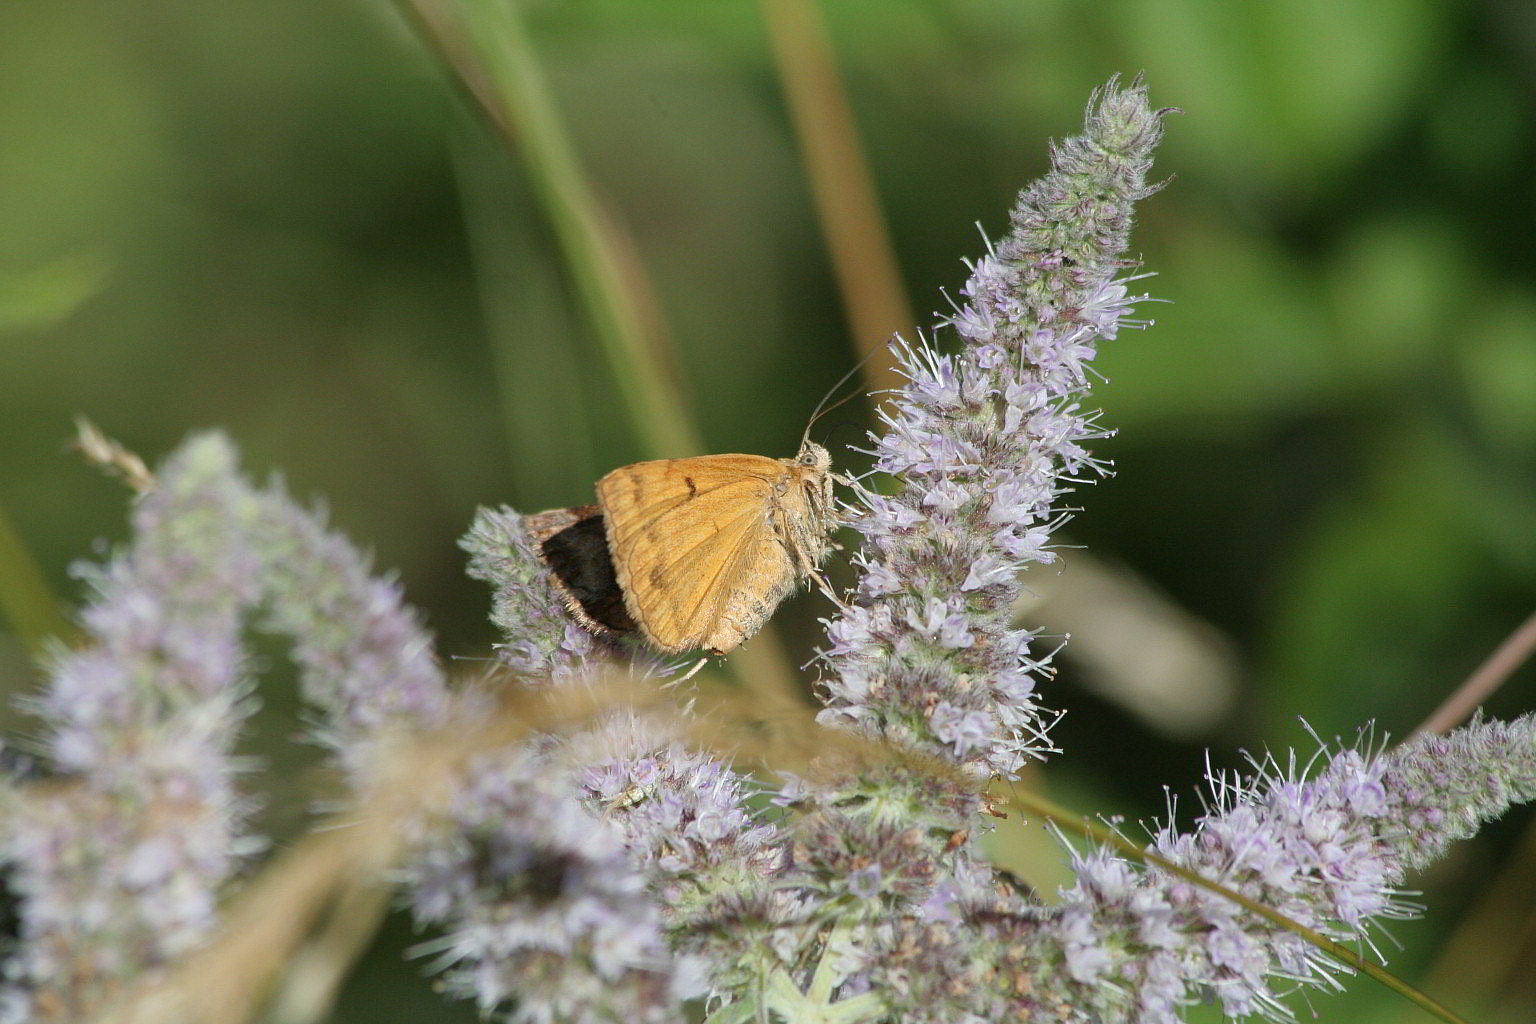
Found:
3,436 -> 264,1020
403,742 -> 690,1024
250,468 -> 453,778
818,76 -> 1171,777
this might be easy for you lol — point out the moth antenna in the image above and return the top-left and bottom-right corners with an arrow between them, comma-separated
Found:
802,340 -> 890,446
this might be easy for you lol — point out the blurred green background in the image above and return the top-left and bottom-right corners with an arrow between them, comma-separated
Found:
2,0 -> 1534,1020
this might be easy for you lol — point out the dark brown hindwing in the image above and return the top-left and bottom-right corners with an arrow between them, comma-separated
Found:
524,505 -> 637,637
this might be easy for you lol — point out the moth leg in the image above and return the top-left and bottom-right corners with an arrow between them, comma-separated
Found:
808,569 -> 851,611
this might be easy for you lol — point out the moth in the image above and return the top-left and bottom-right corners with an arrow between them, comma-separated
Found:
527,439 -> 837,656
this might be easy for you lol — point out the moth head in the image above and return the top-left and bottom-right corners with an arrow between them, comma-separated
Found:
796,441 -> 832,473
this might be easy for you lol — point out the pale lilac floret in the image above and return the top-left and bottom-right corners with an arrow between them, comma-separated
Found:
960,551 -> 1015,591
929,702 -> 994,757
921,478 -> 971,513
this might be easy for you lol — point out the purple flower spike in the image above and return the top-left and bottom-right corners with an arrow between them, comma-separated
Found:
819,78 -> 1170,779
866,715 -> 1536,1023
3,435 -> 262,1018
403,745 -> 691,1024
